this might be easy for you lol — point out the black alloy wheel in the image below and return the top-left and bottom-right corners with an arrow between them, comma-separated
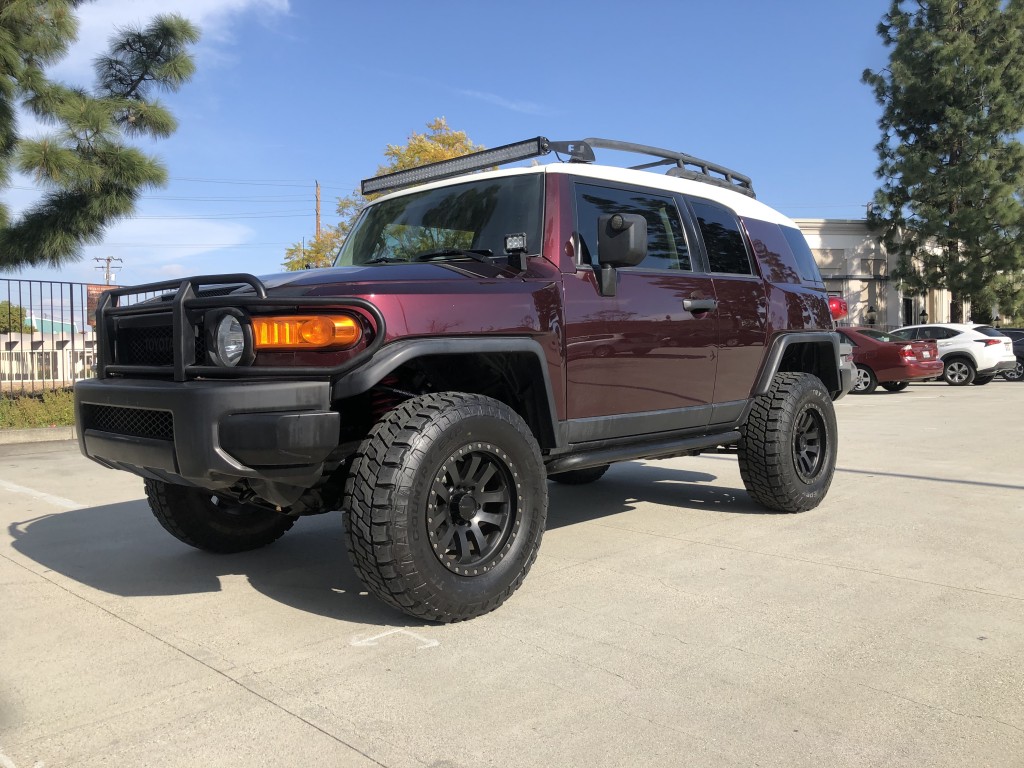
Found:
343,391 -> 547,622
428,445 -> 518,575
792,407 -> 826,481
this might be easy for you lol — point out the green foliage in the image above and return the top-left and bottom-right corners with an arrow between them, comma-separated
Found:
0,299 -> 32,333
284,118 -> 481,270
0,389 -> 76,429
863,0 -> 1024,322
0,2 -> 200,269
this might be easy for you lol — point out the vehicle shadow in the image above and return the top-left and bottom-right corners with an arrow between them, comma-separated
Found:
7,503 -> 415,627
7,462 -> 761,623
547,461 -> 764,529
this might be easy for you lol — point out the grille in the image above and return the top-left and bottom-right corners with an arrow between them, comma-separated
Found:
119,326 -> 174,366
81,405 -> 174,441
116,326 -> 208,366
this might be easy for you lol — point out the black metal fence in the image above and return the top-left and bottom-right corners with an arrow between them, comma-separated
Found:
1,278 -> 103,395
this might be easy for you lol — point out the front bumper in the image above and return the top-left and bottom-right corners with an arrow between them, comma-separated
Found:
75,378 -> 339,506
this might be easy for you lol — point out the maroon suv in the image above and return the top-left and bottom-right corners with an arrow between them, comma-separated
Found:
75,137 -> 852,621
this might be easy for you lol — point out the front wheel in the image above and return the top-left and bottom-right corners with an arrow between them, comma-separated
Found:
737,372 -> 837,513
881,381 -> 909,392
342,392 -> 547,622
852,365 -> 877,394
144,480 -> 295,553
972,375 -> 994,386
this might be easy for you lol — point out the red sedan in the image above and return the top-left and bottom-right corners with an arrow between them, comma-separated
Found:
838,327 -> 944,393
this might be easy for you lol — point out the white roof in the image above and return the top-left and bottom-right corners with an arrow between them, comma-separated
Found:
371,163 -> 796,228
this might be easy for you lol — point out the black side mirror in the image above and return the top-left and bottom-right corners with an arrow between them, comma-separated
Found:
595,213 -> 647,296
597,213 -> 647,267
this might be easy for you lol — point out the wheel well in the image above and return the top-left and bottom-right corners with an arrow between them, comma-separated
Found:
336,351 -> 558,449
776,341 -> 840,395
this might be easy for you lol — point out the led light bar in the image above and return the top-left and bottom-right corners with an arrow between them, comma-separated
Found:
361,137 -> 553,196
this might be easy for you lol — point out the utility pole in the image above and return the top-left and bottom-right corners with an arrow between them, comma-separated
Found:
315,180 -> 321,239
94,256 -> 123,285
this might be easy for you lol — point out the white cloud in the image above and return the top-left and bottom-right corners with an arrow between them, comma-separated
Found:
458,90 -> 546,116
50,0 -> 290,81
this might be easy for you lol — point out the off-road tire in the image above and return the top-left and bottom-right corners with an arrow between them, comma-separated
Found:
144,479 -> 295,553
943,357 -> 975,386
342,392 -> 547,623
881,381 -> 909,392
852,365 -> 877,394
737,372 -> 837,513
549,464 -> 610,485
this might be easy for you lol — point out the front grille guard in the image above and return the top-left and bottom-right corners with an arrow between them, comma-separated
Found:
96,273 -> 386,381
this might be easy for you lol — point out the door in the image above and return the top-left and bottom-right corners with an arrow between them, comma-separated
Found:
562,182 -> 719,442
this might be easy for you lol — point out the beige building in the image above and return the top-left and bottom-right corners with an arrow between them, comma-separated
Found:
795,218 -> 954,329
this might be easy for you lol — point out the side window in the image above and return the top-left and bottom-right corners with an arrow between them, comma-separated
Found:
891,328 -> 916,340
838,332 -> 856,346
690,199 -> 753,275
574,183 -> 691,271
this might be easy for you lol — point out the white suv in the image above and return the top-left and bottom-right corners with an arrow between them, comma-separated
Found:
891,323 -> 1016,385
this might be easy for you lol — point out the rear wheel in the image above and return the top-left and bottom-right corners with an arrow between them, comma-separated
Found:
144,480 -> 295,553
972,375 -> 994,386
549,464 -> 610,485
738,372 -> 837,513
342,392 -> 547,622
943,358 -> 975,386
880,381 -> 909,392
852,365 -> 877,394
1002,358 -> 1024,381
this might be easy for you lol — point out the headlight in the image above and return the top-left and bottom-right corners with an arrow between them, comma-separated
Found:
215,315 -> 245,366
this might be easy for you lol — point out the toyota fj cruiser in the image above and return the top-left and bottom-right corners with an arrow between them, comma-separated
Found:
75,137 -> 854,621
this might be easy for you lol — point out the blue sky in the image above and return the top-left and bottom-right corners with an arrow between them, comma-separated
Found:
3,0 -> 892,286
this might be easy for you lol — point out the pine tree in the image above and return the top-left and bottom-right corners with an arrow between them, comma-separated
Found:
0,1 -> 199,269
863,0 -> 1024,322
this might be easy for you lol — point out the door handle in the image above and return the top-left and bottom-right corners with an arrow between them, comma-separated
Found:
683,298 -> 718,313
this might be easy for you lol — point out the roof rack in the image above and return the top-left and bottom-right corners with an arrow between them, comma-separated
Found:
360,137 -> 756,198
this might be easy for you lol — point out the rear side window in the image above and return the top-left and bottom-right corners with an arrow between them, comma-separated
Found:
574,183 -> 691,271
690,200 -> 752,275
781,226 -> 825,285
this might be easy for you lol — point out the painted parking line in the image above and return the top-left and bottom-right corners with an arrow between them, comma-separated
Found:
0,478 -> 80,510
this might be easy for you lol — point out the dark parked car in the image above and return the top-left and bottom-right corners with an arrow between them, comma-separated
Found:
838,326 -> 944,393
75,136 -> 852,622
999,328 -> 1024,381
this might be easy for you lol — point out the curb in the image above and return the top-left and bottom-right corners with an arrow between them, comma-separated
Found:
0,426 -> 77,445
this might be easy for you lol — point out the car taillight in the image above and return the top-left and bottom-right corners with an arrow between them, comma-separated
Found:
828,296 -> 848,320
976,339 -> 1001,346
899,345 -> 917,361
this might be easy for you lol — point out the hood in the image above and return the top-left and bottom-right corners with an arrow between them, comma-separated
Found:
255,262 -> 511,293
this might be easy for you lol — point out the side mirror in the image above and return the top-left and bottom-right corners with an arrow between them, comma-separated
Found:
595,213 -> 647,296
597,213 -> 647,267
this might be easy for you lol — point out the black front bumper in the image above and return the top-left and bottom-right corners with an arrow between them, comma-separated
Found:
75,378 -> 340,506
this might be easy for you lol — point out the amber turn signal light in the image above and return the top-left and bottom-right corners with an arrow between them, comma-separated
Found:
251,315 -> 362,350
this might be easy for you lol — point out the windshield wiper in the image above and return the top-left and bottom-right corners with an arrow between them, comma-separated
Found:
361,256 -> 407,265
414,248 -> 493,264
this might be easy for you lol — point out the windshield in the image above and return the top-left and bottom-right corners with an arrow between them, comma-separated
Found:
335,174 -> 544,266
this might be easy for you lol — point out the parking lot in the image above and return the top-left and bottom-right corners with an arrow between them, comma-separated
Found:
2,380 -> 1023,768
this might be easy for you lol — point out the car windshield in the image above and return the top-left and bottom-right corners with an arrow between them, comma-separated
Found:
974,325 -> 1007,338
335,174 -> 544,266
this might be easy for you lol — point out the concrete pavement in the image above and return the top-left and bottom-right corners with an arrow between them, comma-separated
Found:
1,380 -> 1023,767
